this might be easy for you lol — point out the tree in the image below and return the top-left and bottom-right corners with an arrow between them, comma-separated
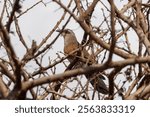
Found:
0,0 -> 150,100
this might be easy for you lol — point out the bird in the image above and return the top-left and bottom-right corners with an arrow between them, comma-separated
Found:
57,29 -> 108,94
137,74 -> 150,90
136,74 -> 150,99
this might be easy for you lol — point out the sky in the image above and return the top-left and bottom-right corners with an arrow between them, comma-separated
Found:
0,0 -> 140,59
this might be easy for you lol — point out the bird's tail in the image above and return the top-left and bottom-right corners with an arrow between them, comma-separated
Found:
73,62 -> 108,94
85,73 -> 109,94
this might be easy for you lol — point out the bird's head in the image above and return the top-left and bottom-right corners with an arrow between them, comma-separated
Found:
56,29 -> 75,39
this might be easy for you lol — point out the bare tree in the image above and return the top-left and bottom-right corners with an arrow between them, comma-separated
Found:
0,0 -> 150,100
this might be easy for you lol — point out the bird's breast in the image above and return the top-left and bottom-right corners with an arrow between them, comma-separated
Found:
64,43 -> 78,56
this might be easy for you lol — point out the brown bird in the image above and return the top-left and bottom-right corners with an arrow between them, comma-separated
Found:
57,29 -> 108,94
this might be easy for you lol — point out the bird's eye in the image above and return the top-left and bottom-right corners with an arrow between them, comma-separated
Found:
65,31 -> 69,34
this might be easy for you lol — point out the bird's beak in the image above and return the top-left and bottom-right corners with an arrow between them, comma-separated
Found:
56,29 -> 62,33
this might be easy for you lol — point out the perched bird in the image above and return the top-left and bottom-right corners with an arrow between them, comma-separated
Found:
57,29 -> 108,94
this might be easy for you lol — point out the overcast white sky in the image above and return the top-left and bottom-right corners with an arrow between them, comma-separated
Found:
0,0 -> 141,59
